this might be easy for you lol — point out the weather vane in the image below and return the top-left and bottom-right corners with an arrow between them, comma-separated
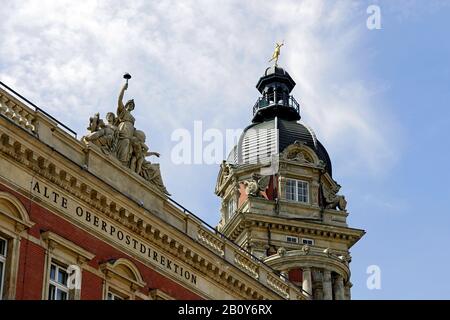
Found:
268,40 -> 284,67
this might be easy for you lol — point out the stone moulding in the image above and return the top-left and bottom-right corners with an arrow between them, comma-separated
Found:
0,115 -> 309,300
225,212 -> 364,246
264,247 -> 351,281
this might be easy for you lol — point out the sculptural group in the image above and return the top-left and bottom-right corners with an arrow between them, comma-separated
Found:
82,81 -> 169,195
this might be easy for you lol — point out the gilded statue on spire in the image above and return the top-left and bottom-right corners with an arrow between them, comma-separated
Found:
268,41 -> 284,67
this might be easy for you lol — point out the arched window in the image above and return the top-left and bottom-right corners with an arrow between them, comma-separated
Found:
0,192 -> 34,299
100,258 -> 146,300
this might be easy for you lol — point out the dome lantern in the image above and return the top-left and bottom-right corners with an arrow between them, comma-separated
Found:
252,66 -> 300,123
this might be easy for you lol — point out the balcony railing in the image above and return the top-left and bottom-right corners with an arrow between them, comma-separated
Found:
253,92 -> 300,116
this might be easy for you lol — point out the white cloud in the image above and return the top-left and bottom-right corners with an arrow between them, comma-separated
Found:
0,0 -> 402,220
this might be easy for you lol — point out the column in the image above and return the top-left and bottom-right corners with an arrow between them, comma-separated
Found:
302,267 -> 312,297
333,274 -> 345,300
322,269 -> 333,300
344,281 -> 352,300
274,87 -> 277,104
312,269 -> 323,300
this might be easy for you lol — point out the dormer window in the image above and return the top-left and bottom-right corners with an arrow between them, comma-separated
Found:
285,179 -> 309,203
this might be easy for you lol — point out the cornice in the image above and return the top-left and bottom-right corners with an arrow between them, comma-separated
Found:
227,212 -> 365,248
264,248 -> 351,280
0,118 -> 307,300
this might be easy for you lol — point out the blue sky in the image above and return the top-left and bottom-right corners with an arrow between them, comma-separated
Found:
1,0 -> 449,299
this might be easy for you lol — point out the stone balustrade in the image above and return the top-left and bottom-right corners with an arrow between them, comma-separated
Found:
192,221 -> 308,300
234,251 -> 259,279
0,90 -> 37,133
265,245 -> 350,268
197,227 -> 225,257
266,273 -> 290,299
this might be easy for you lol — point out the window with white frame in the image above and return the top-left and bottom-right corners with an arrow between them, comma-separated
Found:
107,290 -> 126,300
286,236 -> 298,244
301,238 -> 314,245
285,179 -> 309,203
0,237 -> 7,300
48,262 -> 69,300
227,198 -> 236,220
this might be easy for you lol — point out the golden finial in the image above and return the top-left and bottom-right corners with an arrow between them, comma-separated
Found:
268,40 -> 284,67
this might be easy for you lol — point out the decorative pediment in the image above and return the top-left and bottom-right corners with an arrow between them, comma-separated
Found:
41,231 -> 95,263
0,191 -> 34,231
281,141 -> 316,164
100,258 -> 146,290
215,161 -> 234,195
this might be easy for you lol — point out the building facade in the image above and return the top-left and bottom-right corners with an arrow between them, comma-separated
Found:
0,63 -> 363,300
215,66 -> 365,300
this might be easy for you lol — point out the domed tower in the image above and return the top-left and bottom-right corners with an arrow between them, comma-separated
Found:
215,65 -> 365,300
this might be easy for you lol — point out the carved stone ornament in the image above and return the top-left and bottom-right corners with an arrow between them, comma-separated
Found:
322,183 -> 346,211
81,79 -> 169,196
243,173 -> 270,197
281,140 -> 313,163
215,161 -> 234,194
277,247 -> 286,257
216,216 -> 225,232
301,245 -> 310,255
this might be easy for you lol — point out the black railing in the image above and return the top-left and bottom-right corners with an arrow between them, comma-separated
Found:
0,81 -> 78,138
253,92 -> 300,116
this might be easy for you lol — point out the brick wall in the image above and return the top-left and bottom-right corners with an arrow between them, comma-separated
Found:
0,183 -> 202,300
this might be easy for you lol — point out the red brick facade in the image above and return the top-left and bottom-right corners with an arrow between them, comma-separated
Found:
0,182 -> 201,300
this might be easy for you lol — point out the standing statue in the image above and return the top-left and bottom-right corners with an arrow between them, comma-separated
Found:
268,41 -> 284,67
115,82 -> 136,166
